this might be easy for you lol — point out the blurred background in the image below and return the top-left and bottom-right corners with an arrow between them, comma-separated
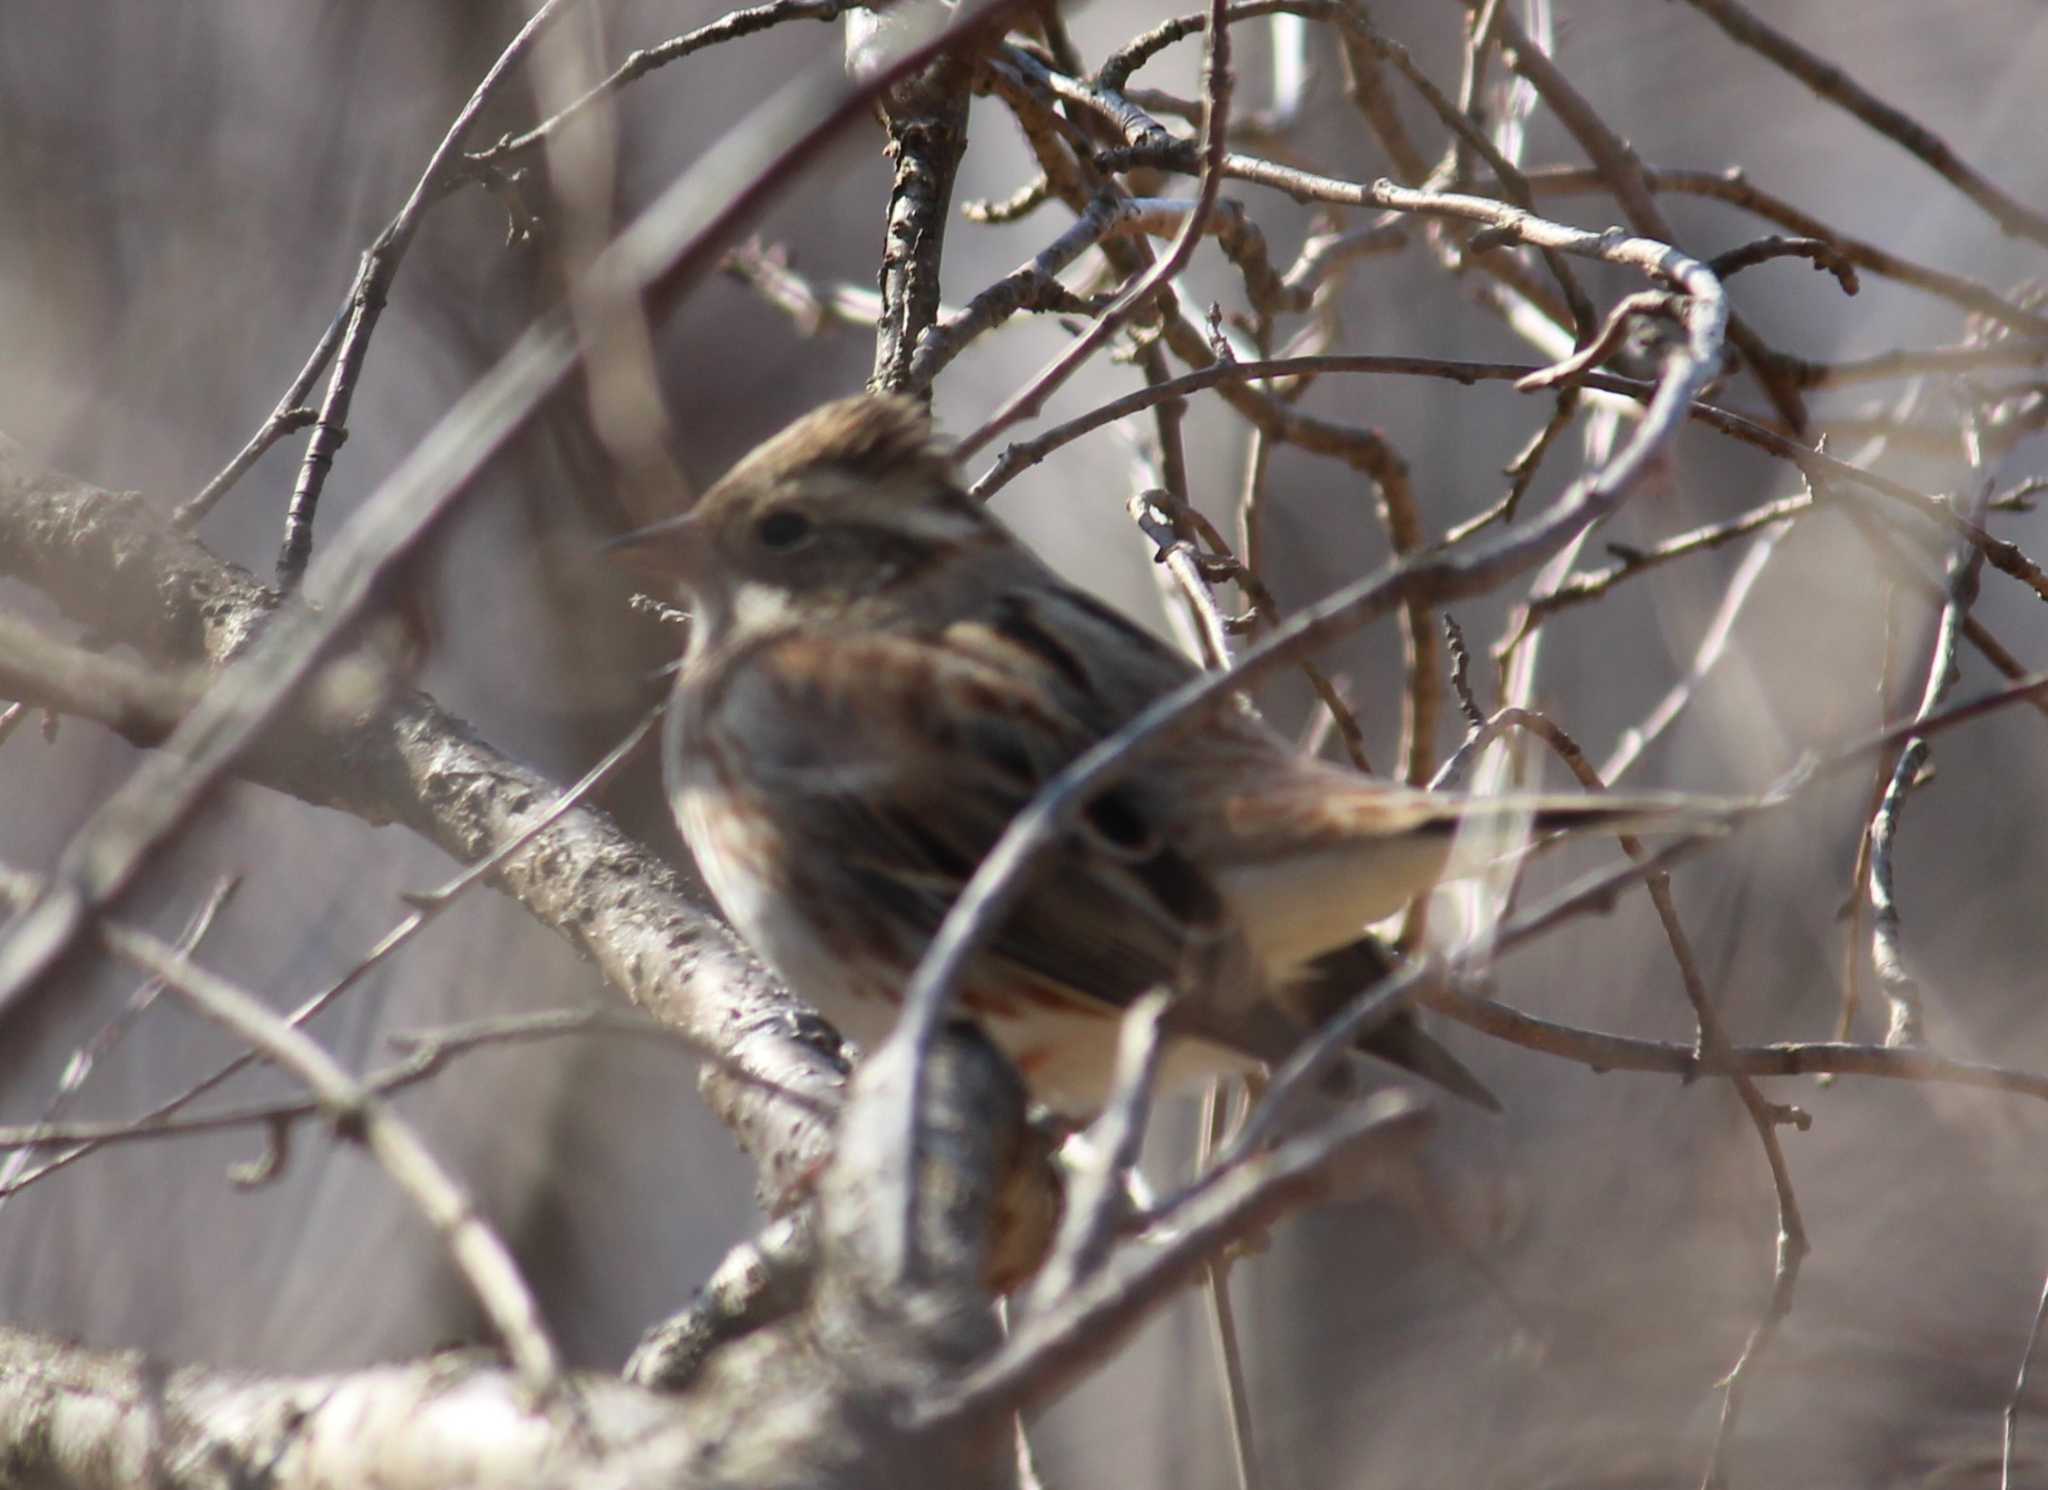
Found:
3,2 -> 2047,1485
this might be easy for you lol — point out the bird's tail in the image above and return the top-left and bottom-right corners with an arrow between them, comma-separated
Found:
1418,790 -> 1734,853
1295,935 -> 1502,1113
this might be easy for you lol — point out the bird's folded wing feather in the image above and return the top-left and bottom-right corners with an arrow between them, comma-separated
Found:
712,607 -> 1252,1015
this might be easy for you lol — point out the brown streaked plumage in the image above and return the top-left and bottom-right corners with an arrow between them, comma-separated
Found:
623,394 -> 1709,1116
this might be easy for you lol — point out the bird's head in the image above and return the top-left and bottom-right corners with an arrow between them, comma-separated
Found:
609,394 -> 998,656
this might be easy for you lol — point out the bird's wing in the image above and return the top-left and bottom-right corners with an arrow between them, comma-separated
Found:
696,589 -> 1252,1016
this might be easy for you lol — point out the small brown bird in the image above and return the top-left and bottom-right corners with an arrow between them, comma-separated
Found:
621,395 -> 1701,1117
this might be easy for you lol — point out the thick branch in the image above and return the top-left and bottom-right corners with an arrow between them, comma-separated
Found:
870,54 -> 976,394
0,437 -> 842,1199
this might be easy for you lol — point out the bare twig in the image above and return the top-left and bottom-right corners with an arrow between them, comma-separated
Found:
971,348 -> 2048,605
1215,959 -> 1431,1168
275,0 -> 584,586
1199,1082 -> 1266,1490
1835,585 -> 1900,1047
1677,0 -> 2048,249
1707,233 -> 1859,292
176,387 -> 328,529
1429,982 -> 2048,1105
1777,339 -> 2048,391
954,0 -> 1234,461
1442,390 -> 1581,544
1095,13 -> 1594,352
1337,9 -> 1595,337
468,0 -> 859,170
1489,667 -> 2048,967
973,352 -> 1539,497
1146,488 -> 1375,771
105,921 -> 564,1393
0,876 -> 237,1208
0,980 -> 821,1168
1449,0 -> 1809,432
0,615 -> 201,741
1869,448 -> 1995,1048
1511,490 -> 1809,641
963,174 -> 1051,223
1441,613 -> 1488,731
724,242 -> 872,331
1514,290 -> 1683,393
908,192 -> 1130,389
0,710 -> 677,1201
2006,1270 -> 2048,1490
870,44 -> 975,394
1525,163 -> 2048,339
1129,489 -> 1234,670
1476,712 -> 1809,1489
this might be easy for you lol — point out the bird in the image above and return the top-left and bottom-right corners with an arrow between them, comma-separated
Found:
615,393 -> 1706,1118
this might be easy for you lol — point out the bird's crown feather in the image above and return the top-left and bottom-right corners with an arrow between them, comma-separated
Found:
719,393 -> 956,492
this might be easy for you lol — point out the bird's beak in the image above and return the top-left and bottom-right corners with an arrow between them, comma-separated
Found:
601,510 -> 706,586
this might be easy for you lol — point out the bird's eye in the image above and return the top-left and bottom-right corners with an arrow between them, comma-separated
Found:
755,509 -> 813,551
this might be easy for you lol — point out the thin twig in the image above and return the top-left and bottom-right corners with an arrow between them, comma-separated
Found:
1490,667 -> 2048,963
723,241 -> 894,333
982,60 -> 1429,508
1514,290 -> 1682,393
1869,437 -> 1995,1048
1524,163 -> 2048,340
1428,982 -> 2048,1105
105,922 -> 565,1394
1129,489 -> 1234,669
1338,9 -> 1595,337
1475,712 -> 1809,1489
1442,390 -> 1581,544
954,0 -> 1234,462
0,616 -> 202,742
276,0 -> 585,587
1091,29 -> 1595,351
0,711 -> 659,1199
1449,0 -> 1809,432
1441,614 -> 1488,730
970,347 -> 2048,606
1511,490 -> 1810,641
1707,234 -> 1859,292
1676,0 -> 2048,249
176,391 -> 328,529
1214,960 -> 1431,1169
963,174 -> 1051,224
0,1046 -> 451,1154
908,192 -> 1130,390
467,0 -> 859,169
1775,339 -> 2048,391
1836,582 -> 1902,1045
2005,1270 -> 2048,1490
0,876 -> 238,1209
1130,487 -> 1372,768
1199,1082 -> 1266,1490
